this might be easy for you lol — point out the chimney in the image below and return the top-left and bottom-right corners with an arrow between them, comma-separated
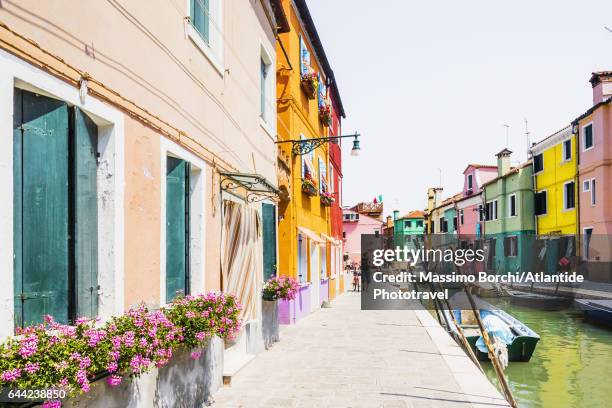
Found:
496,148 -> 512,176
392,210 -> 399,220
590,71 -> 612,105
386,215 -> 392,227
427,187 -> 443,211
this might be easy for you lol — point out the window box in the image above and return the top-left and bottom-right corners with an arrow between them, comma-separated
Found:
302,174 -> 318,196
320,191 -> 335,206
300,71 -> 318,99
319,102 -> 332,126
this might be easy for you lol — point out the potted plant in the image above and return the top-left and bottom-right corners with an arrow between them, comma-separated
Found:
319,101 -> 332,126
320,191 -> 335,206
300,68 -> 318,99
261,276 -> 298,348
301,171 -> 318,197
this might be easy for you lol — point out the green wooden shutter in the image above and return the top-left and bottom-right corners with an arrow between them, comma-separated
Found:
73,107 -> 98,318
262,203 -> 277,281
166,157 -> 189,301
15,89 -> 70,325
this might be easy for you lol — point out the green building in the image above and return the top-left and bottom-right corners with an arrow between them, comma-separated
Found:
482,149 -> 535,273
393,210 -> 425,248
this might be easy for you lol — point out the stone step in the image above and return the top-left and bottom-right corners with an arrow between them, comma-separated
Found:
222,352 -> 256,385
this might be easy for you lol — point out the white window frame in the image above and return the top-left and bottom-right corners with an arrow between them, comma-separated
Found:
562,138 -> 572,162
185,0 -> 224,76
259,41 -> 276,139
485,199 -> 498,221
159,138 -> 207,306
562,181 -> 575,211
582,227 -> 594,260
533,153 -> 544,174
467,174 -> 473,190
582,122 -> 594,152
506,235 -> 518,258
583,179 -> 591,192
508,193 -> 517,217
535,189 -> 548,216
459,209 -> 464,225
0,50 -> 126,336
590,178 -> 596,206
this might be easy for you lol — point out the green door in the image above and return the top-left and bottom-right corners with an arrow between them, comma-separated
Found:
262,203 -> 277,280
14,89 -> 70,326
73,107 -> 99,318
166,157 -> 189,301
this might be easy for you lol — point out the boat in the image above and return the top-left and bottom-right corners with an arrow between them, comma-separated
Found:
505,288 -> 572,311
442,294 -> 540,362
575,299 -> 612,327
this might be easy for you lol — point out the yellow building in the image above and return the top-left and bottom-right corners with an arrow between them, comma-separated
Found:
531,125 -> 578,236
275,0 -> 341,311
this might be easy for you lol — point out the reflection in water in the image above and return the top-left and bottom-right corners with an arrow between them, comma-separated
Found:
481,298 -> 612,408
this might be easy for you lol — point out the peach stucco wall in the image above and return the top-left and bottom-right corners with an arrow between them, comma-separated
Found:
0,0 -> 277,312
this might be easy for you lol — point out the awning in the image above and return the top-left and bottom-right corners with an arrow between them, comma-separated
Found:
321,233 -> 342,246
298,226 -> 324,244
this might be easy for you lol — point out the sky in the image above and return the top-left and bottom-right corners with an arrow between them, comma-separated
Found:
306,0 -> 612,217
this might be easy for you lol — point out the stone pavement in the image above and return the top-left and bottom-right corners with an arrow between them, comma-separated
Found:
211,292 -> 509,408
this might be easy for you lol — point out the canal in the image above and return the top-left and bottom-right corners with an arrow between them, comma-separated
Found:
478,297 -> 612,408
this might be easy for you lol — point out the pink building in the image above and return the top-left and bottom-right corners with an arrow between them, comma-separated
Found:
455,164 -> 498,239
574,71 -> 612,281
342,209 -> 383,266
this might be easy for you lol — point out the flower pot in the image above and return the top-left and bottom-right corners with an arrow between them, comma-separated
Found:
320,195 -> 334,206
262,300 -> 279,349
300,78 -> 317,99
319,111 -> 332,126
302,180 -> 318,197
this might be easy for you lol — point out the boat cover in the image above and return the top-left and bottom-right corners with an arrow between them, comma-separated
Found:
475,310 -> 515,353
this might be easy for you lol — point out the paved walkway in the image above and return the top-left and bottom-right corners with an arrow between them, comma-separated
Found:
211,292 -> 509,408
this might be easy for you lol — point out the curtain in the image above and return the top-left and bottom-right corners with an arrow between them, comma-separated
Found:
221,200 -> 262,321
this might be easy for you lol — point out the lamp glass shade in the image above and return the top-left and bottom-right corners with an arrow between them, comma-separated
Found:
351,139 -> 360,156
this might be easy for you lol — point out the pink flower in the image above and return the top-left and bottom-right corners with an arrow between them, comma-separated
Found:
107,361 -> 118,373
24,362 -> 40,374
107,374 -> 122,387
190,350 -> 202,360
42,400 -> 62,408
1,368 -> 21,382
18,335 -> 38,358
79,356 -> 92,369
195,332 -> 207,341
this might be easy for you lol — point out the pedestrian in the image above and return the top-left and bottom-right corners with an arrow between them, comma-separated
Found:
361,251 -> 372,292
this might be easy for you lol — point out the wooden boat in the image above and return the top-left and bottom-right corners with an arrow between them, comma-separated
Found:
505,288 -> 572,311
575,299 -> 612,327
443,295 -> 540,362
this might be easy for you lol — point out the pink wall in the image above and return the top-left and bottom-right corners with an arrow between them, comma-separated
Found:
342,210 -> 383,266
578,103 -> 612,237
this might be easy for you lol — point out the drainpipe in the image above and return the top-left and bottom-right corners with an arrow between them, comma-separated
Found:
573,122 -> 580,256
531,148 -> 539,236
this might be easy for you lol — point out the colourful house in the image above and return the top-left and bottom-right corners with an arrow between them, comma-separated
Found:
275,0 -> 345,315
456,164 -> 498,240
342,208 -> 383,267
393,210 -> 425,248
573,71 -> 612,282
482,149 -> 535,273
530,125 -> 578,236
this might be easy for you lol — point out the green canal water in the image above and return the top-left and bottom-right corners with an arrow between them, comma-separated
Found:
478,297 -> 612,408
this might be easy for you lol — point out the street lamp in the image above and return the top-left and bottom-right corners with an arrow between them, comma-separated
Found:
276,132 -> 361,156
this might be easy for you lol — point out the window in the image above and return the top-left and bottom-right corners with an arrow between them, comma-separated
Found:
13,89 -> 99,325
504,236 -> 518,257
485,200 -> 498,221
508,194 -> 517,217
583,228 -> 593,260
190,0 -> 210,43
583,123 -> 593,150
478,204 -> 484,221
187,0 -> 223,74
535,191 -> 547,215
533,154 -> 543,173
459,209 -> 464,225
583,179 -> 591,192
430,221 -> 435,234
405,220 -> 412,229
563,181 -> 575,210
563,139 -> 572,161
374,230 -> 380,237
440,218 -> 448,233
343,231 -> 346,238
453,216 -> 458,231
467,174 -> 473,190
416,220 -> 423,228
260,58 -> 268,119
591,179 -> 596,205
